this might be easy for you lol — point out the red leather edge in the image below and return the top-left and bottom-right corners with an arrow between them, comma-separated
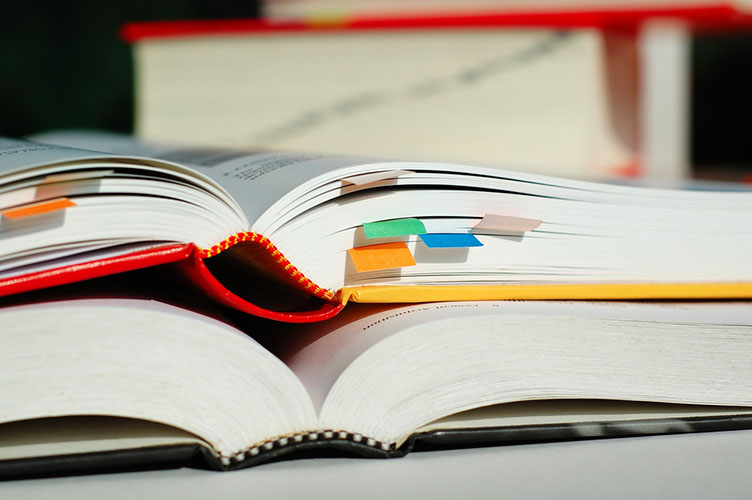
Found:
0,244 -> 195,298
175,248 -> 345,323
0,242 -> 344,323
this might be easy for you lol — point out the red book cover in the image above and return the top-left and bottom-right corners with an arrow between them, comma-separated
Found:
0,242 -> 344,323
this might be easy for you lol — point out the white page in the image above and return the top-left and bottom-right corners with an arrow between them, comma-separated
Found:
189,153 -> 376,225
29,131 -> 374,226
285,301 -> 752,413
0,299 -> 317,458
0,138 -> 121,175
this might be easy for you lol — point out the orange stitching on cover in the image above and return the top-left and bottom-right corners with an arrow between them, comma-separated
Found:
197,232 -> 337,301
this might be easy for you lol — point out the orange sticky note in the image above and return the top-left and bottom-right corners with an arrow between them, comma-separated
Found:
348,242 -> 416,272
2,198 -> 76,220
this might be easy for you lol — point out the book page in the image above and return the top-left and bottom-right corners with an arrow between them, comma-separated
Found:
30,131 -> 376,225
0,138 -> 120,176
23,131 -> 246,214
0,138 -> 249,268
1,299 -> 317,459
186,153 -> 375,225
282,301 -> 752,413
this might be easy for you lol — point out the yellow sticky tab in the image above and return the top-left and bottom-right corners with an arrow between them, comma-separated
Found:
2,198 -> 76,220
348,242 -> 416,272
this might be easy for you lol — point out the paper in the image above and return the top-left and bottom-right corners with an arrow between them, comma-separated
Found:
347,242 -> 416,272
419,233 -> 483,248
472,214 -> 542,235
340,170 -> 413,186
2,198 -> 76,220
363,218 -> 426,239
42,170 -> 114,184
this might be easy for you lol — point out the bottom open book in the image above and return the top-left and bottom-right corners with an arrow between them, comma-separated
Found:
2,299 -> 752,478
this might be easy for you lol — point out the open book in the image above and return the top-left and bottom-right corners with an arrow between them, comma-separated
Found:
2,298 -> 752,477
2,131 -> 752,321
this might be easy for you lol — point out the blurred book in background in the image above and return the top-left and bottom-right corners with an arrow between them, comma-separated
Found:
124,19 -> 637,178
123,3 -> 752,180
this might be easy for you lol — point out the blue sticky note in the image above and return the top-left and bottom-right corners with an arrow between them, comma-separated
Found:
419,233 -> 483,248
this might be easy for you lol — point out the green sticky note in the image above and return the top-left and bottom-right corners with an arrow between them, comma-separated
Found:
363,218 -> 427,239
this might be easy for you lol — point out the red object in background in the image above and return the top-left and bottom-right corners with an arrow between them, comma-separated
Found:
121,4 -> 752,41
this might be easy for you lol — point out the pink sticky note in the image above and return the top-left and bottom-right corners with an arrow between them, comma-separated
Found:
341,170 -> 413,186
472,214 -> 542,235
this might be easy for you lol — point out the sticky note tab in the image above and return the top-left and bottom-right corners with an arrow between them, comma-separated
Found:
2,198 -> 76,220
472,214 -> 542,235
363,218 -> 427,239
419,233 -> 483,248
341,170 -> 413,186
348,242 -> 416,272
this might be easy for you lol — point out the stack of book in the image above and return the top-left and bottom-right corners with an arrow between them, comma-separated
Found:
1,129 -> 752,477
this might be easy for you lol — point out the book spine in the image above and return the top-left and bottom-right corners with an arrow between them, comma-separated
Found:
180,241 -> 345,323
199,232 -> 335,301
215,430 -> 400,471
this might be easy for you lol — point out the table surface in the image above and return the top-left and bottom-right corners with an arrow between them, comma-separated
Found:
2,429 -> 751,499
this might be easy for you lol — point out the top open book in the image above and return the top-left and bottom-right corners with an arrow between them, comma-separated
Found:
1,131 -> 752,322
